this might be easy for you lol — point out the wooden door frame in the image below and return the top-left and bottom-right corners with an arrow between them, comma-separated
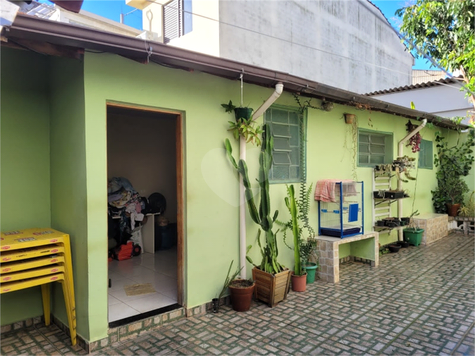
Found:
107,102 -> 185,307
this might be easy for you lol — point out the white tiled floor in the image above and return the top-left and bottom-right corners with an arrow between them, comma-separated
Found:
108,248 -> 178,323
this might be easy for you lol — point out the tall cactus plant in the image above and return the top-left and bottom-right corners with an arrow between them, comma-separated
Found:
224,124 -> 284,274
285,185 -> 302,276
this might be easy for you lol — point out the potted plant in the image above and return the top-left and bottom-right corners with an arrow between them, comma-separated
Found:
222,100 -> 262,145
214,260 -> 255,312
225,124 -> 291,307
283,185 -> 307,292
300,237 -> 318,284
343,113 -> 355,124
278,183 -> 318,289
403,210 -> 424,246
432,130 -> 475,215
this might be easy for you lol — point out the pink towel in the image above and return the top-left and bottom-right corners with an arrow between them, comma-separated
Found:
314,179 -> 356,203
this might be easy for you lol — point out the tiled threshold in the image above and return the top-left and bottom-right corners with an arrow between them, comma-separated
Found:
0,301 -> 214,354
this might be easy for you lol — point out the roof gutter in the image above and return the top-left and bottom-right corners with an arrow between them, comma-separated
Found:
3,14 -> 467,130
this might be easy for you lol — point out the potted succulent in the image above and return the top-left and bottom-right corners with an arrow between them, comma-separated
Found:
300,237 -> 318,284
225,124 -> 291,307
432,130 -> 474,215
215,260 -> 254,312
222,100 -> 262,146
403,210 -> 424,246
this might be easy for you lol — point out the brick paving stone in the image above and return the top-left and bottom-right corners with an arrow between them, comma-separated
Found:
1,232 -> 473,356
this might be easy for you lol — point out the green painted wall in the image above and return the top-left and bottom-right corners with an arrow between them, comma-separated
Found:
1,46 -> 456,341
82,51 -> 444,333
0,48 -> 51,325
49,56 -> 93,340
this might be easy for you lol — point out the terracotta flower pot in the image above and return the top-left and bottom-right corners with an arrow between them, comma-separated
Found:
291,272 -> 307,292
229,279 -> 255,312
344,113 -> 355,124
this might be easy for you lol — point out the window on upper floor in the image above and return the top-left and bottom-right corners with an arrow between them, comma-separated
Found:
163,0 -> 192,43
418,139 -> 433,169
265,106 -> 306,183
358,129 -> 394,167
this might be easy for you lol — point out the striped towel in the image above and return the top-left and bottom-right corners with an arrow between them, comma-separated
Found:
314,179 -> 357,203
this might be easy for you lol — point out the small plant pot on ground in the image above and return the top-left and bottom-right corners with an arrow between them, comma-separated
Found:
291,273 -> 307,292
388,244 -> 401,253
228,279 -> 255,312
403,228 -> 424,246
303,262 -> 318,284
397,240 -> 409,248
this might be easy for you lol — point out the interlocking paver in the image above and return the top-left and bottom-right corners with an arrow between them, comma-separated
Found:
1,232 -> 473,355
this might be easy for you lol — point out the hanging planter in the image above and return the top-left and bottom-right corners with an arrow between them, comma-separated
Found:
344,113 -> 355,124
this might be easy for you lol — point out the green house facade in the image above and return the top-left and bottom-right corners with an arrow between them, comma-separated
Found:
1,15 -> 472,347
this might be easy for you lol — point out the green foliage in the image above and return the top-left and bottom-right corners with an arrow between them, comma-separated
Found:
225,125 -> 284,274
431,130 -> 475,211
227,117 -> 263,146
396,0 -> 475,104
221,100 -> 236,113
277,182 -> 316,274
217,260 -> 243,302
459,191 -> 475,217
283,185 -> 303,276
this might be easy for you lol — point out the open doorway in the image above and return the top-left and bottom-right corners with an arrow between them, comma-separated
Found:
106,104 -> 184,326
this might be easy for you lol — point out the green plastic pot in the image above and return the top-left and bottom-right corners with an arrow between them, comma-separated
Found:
403,228 -> 424,246
234,107 -> 253,121
303,262 -> 318,284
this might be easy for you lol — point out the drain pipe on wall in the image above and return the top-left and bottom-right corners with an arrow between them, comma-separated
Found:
238,82 -> 284,278
397,119 -> 427,240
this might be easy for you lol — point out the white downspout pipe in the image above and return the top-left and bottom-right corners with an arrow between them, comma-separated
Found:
238,82 -> 284,278
397,119 -> 427,240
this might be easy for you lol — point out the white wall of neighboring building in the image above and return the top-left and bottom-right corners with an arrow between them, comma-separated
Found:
371,83 -> 473,124
131,0 -> 413,94
218,0 -> 413,94
167,0 -> 220,57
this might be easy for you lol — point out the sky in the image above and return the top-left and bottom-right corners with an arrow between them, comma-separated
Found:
41,0 -> 434,70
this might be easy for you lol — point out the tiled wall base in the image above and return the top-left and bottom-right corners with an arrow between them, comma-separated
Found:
414,213 -> 448,245
1,304 -> 209,354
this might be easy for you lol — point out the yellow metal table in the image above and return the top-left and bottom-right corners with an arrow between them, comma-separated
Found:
0,228 -> 77,345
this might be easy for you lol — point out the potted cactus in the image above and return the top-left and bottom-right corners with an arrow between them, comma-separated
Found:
225,124 -> 291,307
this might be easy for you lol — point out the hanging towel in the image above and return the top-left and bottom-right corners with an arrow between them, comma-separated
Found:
314,179 -> 357,203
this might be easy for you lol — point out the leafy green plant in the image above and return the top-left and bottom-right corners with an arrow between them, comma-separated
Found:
277,183 -> 316,275
225,124 -> 284,274
396,0 -> 475,107
222,100 -> 261,145
283,185 -> 303,276
431,130 -> 475,212
227,117 -> 263,146
459,191 -> 475,217
217,260 -> 243,301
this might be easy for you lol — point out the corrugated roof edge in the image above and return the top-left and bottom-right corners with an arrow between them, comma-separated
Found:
365,77 -> 462,96
3,14 -> 468,130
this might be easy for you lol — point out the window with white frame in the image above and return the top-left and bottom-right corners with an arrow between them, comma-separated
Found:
163,0 -> 192,43
265,106 -> 305,183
